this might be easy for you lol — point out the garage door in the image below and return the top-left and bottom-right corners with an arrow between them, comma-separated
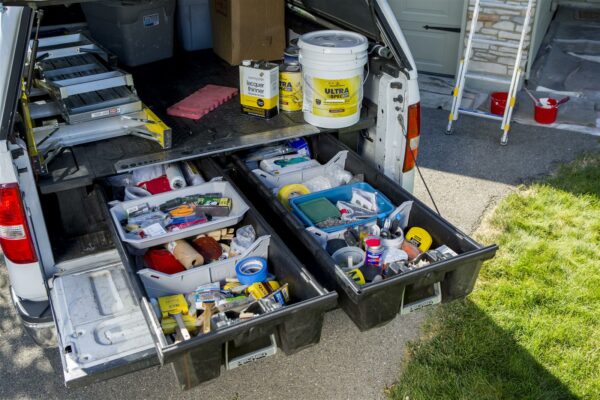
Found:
389,0 -> 465,76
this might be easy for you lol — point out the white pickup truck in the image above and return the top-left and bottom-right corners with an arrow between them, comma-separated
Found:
0,0 -> 495,390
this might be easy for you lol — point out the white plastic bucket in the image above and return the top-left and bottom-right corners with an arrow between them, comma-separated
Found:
298,30 -> 368,129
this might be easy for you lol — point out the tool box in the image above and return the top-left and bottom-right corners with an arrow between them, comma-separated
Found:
101,158 -> 337,388
229,133 -> 498,331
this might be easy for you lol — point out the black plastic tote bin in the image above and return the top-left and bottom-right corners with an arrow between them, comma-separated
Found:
228,133 -> 497,331
106,157 -> 337,389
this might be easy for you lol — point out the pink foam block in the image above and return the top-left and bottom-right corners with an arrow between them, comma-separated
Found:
167,84 -> 239,121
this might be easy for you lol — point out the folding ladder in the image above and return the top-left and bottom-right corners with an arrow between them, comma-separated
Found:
22,32 -> 172,175
447,0 -> 535,145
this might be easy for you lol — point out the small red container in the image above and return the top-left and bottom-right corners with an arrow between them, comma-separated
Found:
534,98 -> 558,124
490,92 -> 508,116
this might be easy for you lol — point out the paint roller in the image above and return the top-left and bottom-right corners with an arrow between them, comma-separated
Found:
166,240 -> 204,269
165,163 -> 187,190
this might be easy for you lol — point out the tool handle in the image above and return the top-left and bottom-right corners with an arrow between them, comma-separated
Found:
173,313 -> 191,341
557,96 -> 570,106
523,87 -> 541,106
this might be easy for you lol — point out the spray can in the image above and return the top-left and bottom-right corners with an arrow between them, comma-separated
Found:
239,60 -> 279,119
279,62 -> 303,112
361,235 -> 384,281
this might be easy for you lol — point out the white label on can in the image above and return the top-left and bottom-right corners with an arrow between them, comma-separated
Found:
143,14 -> 160,27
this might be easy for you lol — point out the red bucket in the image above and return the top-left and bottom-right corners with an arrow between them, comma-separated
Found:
534,98 -> 558,124
490,92 -> 508,115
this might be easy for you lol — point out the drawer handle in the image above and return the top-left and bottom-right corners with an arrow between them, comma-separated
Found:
400,282 -> 442,315
225,334 -> 277,370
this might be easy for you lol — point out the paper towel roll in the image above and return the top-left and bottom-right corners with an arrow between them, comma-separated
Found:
181,161 -> 206,186
165,164 -> 187,190
166,240 -> 204,269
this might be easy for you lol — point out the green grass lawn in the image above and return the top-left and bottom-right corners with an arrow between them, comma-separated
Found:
390,153 -> 600,400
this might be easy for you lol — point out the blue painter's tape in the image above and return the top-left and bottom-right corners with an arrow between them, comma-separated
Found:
235,257 -> 268,285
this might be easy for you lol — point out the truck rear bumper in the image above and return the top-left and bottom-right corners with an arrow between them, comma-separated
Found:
10,287 -> 57,348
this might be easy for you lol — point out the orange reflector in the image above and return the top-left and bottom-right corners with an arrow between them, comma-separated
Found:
402,102 -> 421,173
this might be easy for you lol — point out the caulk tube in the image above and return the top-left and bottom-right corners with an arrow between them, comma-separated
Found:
181,161 -> 206,186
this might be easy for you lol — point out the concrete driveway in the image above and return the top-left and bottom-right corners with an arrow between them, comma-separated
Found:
0,108 -> 598,400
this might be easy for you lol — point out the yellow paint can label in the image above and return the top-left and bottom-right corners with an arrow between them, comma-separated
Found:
310,76 -> 361,117
279,69 -> 303,112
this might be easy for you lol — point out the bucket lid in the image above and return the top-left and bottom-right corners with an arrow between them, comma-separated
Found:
299,30 -> 368,54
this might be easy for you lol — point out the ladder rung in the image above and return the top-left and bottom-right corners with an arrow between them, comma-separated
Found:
479,1 -> 528,11
459,108 -> 504,121
472,36 -> 520,49
464,72 -> 512,85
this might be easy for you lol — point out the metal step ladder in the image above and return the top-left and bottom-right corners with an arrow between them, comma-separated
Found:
22,28 -> 172,175
447,0 -> 535,145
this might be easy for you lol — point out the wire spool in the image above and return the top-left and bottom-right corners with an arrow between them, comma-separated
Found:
277,184 -> 310,211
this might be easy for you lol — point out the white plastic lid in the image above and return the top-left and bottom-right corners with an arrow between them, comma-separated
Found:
298,30 -> 369,54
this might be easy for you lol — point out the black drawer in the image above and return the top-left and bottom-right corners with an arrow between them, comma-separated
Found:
228,133 -> 497,331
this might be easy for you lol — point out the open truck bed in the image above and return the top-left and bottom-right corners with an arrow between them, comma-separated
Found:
38,50 -> 376,194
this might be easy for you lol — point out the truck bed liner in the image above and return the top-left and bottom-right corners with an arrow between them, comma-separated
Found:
38,50 -> 377,194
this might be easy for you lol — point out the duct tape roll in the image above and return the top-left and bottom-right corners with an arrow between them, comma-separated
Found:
235,257 -> 268,285
124,186 -> 152,201
165,163 -> 187,190
277,184 -> 310,211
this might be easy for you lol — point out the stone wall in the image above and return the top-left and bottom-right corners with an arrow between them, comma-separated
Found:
466,0 -> 537,81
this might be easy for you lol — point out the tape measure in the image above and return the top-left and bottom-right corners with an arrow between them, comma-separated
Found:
346,268 -> 365,285
277,184 -> 310,211
405,227 -> 433,252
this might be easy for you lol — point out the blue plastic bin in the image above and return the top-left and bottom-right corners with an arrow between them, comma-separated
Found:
289,182 -> 394,233
176,0 -> 212,51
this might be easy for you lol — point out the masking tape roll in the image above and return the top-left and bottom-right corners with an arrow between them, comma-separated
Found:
235,257 -> 268,285
277,184 -> 310,211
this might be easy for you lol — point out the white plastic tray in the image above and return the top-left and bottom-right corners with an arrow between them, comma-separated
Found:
138,235 -> 270,298
110,181 -> 250,249
251,150 -> 348,190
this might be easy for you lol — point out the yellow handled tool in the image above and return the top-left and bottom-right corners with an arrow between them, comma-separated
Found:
158,294 -> 192,340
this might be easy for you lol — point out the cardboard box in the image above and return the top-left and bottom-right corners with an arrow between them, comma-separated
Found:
210,0 -> 285,65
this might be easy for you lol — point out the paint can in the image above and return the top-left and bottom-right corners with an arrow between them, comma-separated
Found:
239,60 -> 279,119
284,45 -> 299,63
298,30 -> 368,128
364,236 -> 384,268
279,62 -> 303,112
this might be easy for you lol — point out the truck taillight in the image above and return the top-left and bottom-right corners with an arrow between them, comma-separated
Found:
402,102 -> 421,173
0,183 -> 37,264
